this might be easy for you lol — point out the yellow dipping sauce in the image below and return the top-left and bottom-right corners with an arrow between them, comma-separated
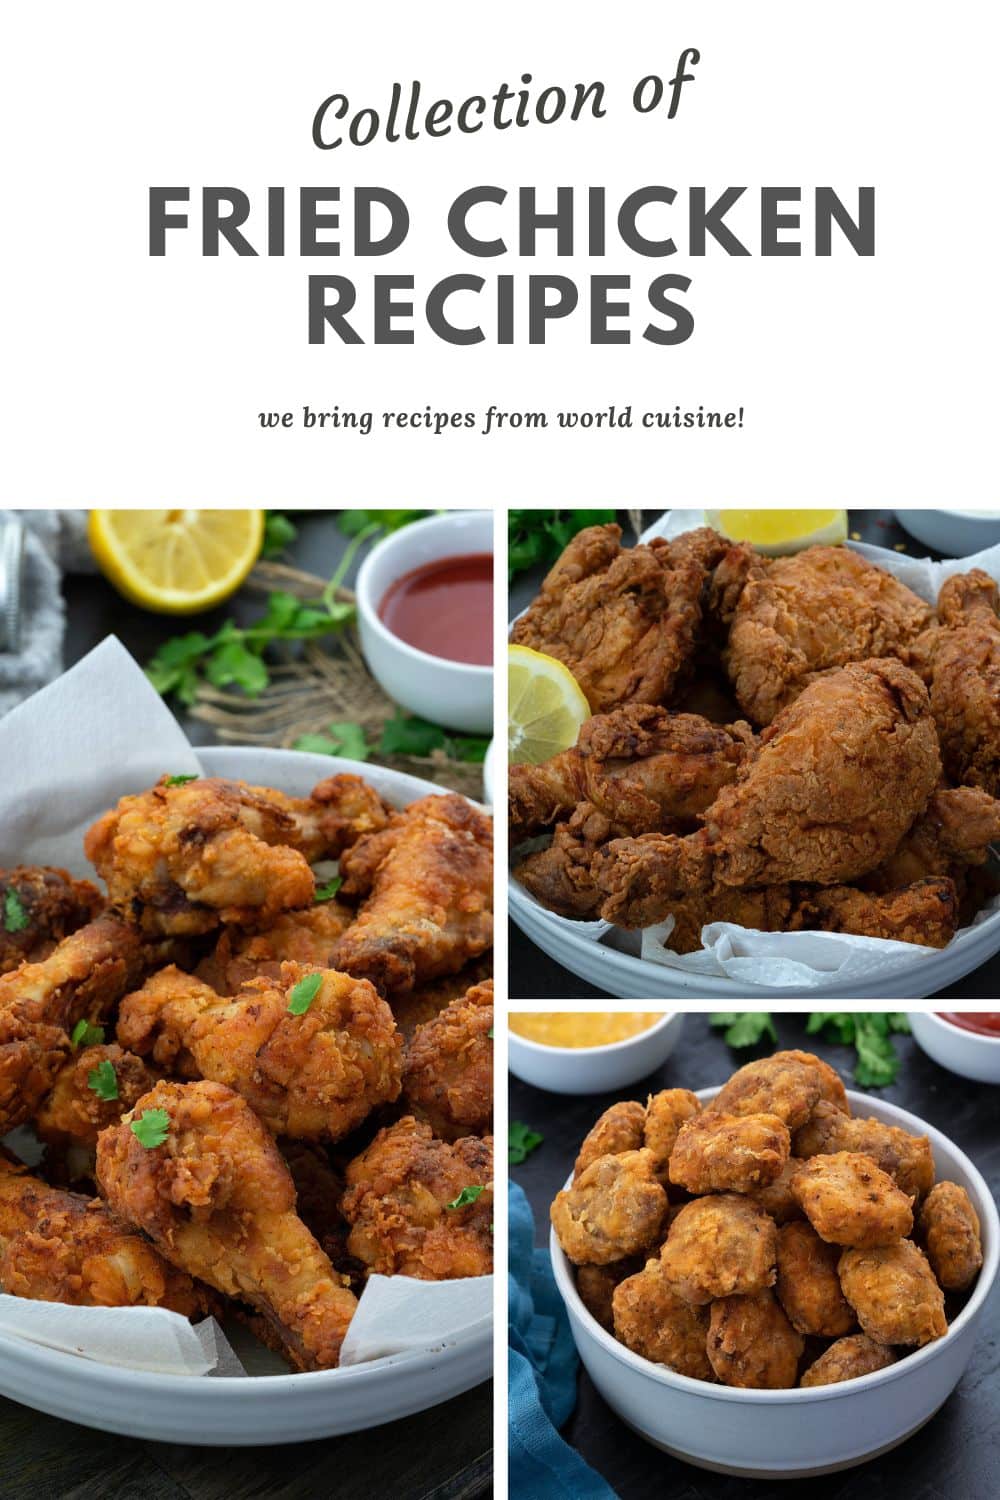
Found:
509,1012 -> 663,1049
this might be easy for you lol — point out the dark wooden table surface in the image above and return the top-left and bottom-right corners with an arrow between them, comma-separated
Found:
0,510 -> 492,1500
509,1013 -> 1000,1499
509,508 -> 1000,1000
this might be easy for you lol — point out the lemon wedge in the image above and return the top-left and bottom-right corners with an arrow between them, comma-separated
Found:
89,510 -> 265,614
509,645 -> 591,765
705,509 -> 848,555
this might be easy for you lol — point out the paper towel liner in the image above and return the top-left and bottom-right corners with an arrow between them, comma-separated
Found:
510,511 -> 1000,987
0,638 -> 492,1374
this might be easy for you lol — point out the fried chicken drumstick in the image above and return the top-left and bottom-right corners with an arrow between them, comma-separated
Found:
96,1080 -> 359,1370
0,866 -> 103,974
918,570 -> 1000,796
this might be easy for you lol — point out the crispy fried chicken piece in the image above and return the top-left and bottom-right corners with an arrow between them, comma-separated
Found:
551,1149 -> 668,1266
97,1079 -> 358,1368
707,1290 -> 805,1388
390,956 -> 493,1043
509,706 -> 754,843
573,1101 -> 647,1180
0,867 -> 103,974
745,1160 -> 806,1225
775,1221 -> 856,1337
0,915 -> 170,1134
790,876 -> 959,948
723,545 -> 933,726
514,804 -> 625,920
838,1239 -> 947,1346
511,524 -> 732,712
669,1111 -> 790,1194
660,1195 -> 777,1304
335,795 -> 493,996
792,1100 -> 935,1200
341,1115 -> 493,1279
0,1154 -> 212,1316
918,1181 -> 983,1291
576,1257 -> 642,1332
865,785 -> 1000,893
707,1053 -> 827,1129
573,1090 -> 701,1185
194,901 -> 355,994
34,1043 -> 159,1152
919,570 -> 1000,795
791,1152 -> 914,1248
403,980 -> 492,1140
800,1332 -> 896,1387
117,961 -> 402,1142
612,1259 -> 713,1378
594,659 -> 941,917
279,1140 -> 362,1287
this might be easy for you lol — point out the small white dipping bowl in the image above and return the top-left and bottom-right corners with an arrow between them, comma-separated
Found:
551,1086 -> 998,1478
908,1010 -> 1000,1085
355,511 -> 493,734
508,1012 -> 683,1095
895,508 -> 1000,556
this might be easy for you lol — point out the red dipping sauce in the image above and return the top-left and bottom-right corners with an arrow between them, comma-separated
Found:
378,552 -> 493,666
936,1012 -> 1000,1037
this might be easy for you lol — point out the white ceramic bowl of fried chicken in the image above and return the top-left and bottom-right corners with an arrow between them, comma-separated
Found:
0,746 -> 493,1444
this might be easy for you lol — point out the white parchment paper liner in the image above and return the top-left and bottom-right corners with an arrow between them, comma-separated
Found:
510,511 -> 1000,988
0,639 -> 492,1371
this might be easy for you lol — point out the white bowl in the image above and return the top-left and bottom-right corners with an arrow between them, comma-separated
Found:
508,1012 -> 683,1095
908,1010 -> 1000,1085
355,511 -> 493,734
550,1086 -> 998,1478
895,509 -> 1000,556
0,744 -> 492,1444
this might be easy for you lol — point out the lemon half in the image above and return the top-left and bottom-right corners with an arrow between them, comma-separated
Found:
509,645 -> 591,765
89,510 -> 265,614
705,509 -> 848,555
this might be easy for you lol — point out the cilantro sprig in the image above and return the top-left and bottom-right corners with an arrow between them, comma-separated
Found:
70,1019 -> 106,1048
709,1011 -> 911,1089
2,889 -> 29,934
709,1013 -> 778,1049
295,723 -> 370,761
88,1059 -> 119,1101
314,876 -> 343,903
446,1185 -> 486,1211
287,973 -> 323,1015
294,711 -> 488,766
130,1108 -> 170,1148
509,509 -> 616,581
509,1121 -> 543,1165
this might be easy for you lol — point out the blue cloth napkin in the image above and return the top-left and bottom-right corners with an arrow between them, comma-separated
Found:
508,1181 -> 617,1500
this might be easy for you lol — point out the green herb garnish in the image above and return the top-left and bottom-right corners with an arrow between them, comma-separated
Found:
709,1013 -> 778,1048
446,1185 -> 486,1211
508,509 -> 616,581
314,876 -> 343,903
338,510 -> 428,537
130,1108 -> 170,1148
509,1121 -> 544,1166
287,973 -> 323,1014
294,722 -> 370,761
88,1059 -> 119,1101
378,711 -> 489,765
807,1013 -> 910,1088
262,512 -> 298,557
70,1019 -> 106,1048
2,889 -> 29,933
163,773 -> 198,787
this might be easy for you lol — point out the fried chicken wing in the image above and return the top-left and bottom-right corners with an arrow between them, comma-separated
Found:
924,570 -> 1000,795
669,1110 -> 789,1194
0,867 -> 103,973
723,545 -> 933,726
514,804 -> 624,920
799,1332 -> 896,1387
97,1079 -> 358,1368
341,1116 -> 493,1279
791,1152 -> 914,1248
403,979 -> 492,1140
612,1258 -> 713,1379
509,706 -> 754,843
117,961 -> 402,1141
838,1239 -> 947,1346
659,1195 -> 776,1304
918,1181 -> 983,1291
34,1043 -> 159,1153
0,1154 -> 212,1316
194,901 -> 355,994
775,1220 -> 856,1336
790,876 -> 959,948
792,1100 -> 935,1200
335,794 -> 493,996
511,524 -> 734,711
707,1290 -> 805,1388
551,1149 -> 668,1266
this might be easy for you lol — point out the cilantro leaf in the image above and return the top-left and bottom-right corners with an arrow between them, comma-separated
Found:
709,1012 -> 777,1048
70,1019 -> 106,1048
205,639 -> 270,696
163,773 -> 198,788
446,1184 -> 486,1211
447,734 -> 490,764
294,722 -> 369,761
88,1059 -> 119,1101
314,876 -> 343,903
3,889 -> 29,933
287,972 -> 323,1014
130,1108 -> 170,1148
806,1012 -> 909,1088
378,713 -> 446,758
508,509 -> 616,581
509,1121 -> 543,1165
262,512 -> 298,557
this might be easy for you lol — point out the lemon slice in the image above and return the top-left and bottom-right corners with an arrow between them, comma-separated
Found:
705,509 -> 848,555
509,645 -> 591,765
89,510 -> 265,614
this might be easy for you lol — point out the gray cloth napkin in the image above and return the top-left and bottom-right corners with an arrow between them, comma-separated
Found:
0,510 -> 89,717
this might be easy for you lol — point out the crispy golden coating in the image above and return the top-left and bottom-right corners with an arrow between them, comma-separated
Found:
707,1291 -> 805,1388
838,1239 -> 947,1346
771,1050 -> 849,1113
573,1101 -> 647,1181
0,1155 -> 212,1316
511,524 -> 732,712
572,1091 -> 701,1188
776,1221 -> 856,1337
117,961 -> 402,1142
659,1195 -> 776,1304
194,901 -> 355,994
341,1116 -> 493,1280
793,877 -> 959,948
723,546 -> 933,726
918,1181 -> 983,1291
745,1159 -> 805,1225
552,1149 -> 668,1266
792,1152 -> 914,1248
335,795 -> 493,996
612,1258 -> 713,1379
0,915 -> 166,1134
669,1110 -> 789,1194
926,570 -> 1000,795
865,785 -> 1000,893
800,1333 -> 897,1387
0,867 -> 103,973
279,1140 -> 361,1287
708,1053 -> 825,1129
792,1101 -> 935,1200
403,979 -> 493,1140
390,956 -> 493,1043
643,1089 -> 702,1182
96,1079 -> 358,1370
296,773 -> 393,857
576,1258 -> 640,1332
515,804 -> 632,921
34,1043 -> 159,1151
509,706 -> 754,842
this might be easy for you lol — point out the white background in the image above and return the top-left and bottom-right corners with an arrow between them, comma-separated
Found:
2,0 -> 997,501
